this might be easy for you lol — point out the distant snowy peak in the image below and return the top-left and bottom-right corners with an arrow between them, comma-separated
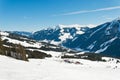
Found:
58,24 -> 91,35
30,24 -> 91,44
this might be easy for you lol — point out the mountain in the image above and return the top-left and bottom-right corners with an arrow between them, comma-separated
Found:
9,18 -> 120,58
30,24 -> 90,46
9,31 -> 33,37
11,24 -> 90,45
63,18 -> 120,58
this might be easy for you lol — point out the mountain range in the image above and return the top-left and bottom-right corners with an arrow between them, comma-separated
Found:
7,18 -> 120,58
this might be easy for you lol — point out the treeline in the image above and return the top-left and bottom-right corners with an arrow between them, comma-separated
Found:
0,44 -> 28,61
0,35 -> 51,61
61,53 -> 106,62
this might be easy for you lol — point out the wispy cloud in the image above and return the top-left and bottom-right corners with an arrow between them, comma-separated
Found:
54,6 -> 120,16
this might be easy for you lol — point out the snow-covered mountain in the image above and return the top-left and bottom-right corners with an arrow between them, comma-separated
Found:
9,31 -> 33,37
63,18 -> 120,58
8,18 -> 120,58
12,24 -> 90,45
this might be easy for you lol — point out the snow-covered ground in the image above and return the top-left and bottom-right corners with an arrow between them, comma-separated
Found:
0,55 -> 120,80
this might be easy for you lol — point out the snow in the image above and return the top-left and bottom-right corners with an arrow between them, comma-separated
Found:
58,26 -> 74,42
0,55 -> 120,80
102,57 -> 120,63
76,31 -> 84,34
95,46 -> 109,53
76,52 -> 85,55
64,53 -> 75,56
108,18 -> 120,32
59,24 -> 95,35
59,33 -> 73,42
0,31 -> 9,36
2,36 -> 41,48
87,41 -> 96,50
100,37 -> 117,48
42,40 -> 60,45
72,37 -> 78,41
28,49 -> 62,58
74,48 -> 84,51
87,44 -> 94,50
42,39 -> 49,43
50,40 -> 61,45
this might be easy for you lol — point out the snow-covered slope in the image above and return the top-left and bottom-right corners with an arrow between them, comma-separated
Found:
0,55 -> 120,80
0,31 -> 41,48
62,18 -> 120,58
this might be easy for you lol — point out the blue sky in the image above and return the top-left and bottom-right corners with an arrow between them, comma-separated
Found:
0,0 -> 120,31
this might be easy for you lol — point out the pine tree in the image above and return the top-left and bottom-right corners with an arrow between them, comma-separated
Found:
16,44 -> 28,61
0,33 -> 2,46
0,34 -> 5,55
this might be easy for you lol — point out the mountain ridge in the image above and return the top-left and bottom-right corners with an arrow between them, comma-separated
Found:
8,17 -> 120,58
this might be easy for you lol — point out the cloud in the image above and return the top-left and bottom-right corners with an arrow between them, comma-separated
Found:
58,24 -> 97,28
54,6 -> 120,16
78,24 -> 97,28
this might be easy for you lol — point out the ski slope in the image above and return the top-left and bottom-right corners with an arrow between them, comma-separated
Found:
0,55 -> 120,80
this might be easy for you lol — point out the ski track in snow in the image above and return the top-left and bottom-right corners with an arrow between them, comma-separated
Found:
0,55 -> 120,80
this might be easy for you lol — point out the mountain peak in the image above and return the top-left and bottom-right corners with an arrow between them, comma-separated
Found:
112,17 -> 120,22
